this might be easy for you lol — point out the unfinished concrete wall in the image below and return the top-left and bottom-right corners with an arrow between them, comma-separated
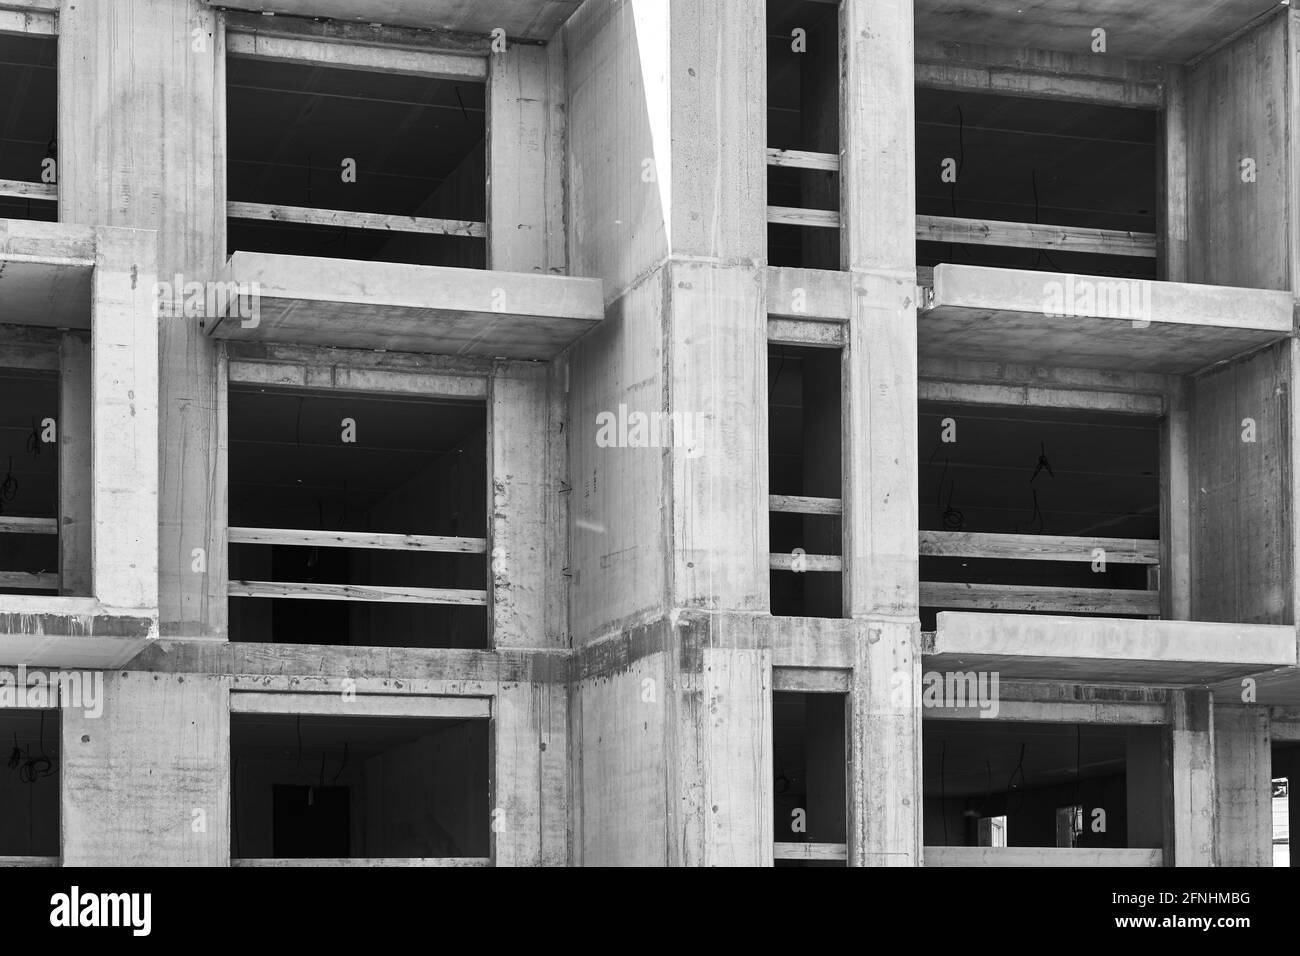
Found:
61,672 -> 230,865
1185,10 -> 1290,291
564,0 -> 669,299
1189,341 -> 1292,625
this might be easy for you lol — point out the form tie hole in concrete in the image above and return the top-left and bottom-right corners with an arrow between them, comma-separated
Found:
80,735 -> 89,743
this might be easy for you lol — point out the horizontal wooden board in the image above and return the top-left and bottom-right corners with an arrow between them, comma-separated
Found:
919,215 -> 1156,257
919,530 -> 1159,563
0,516 -> 57,535
770,553 -> 843,573
232,857 -> 492,867
0,572 -> 59,590
228,201 -> 486,238
229,527 -> 487,553
0,179 -> 56,200
773,842 -> 847,861
229,580 -> 488,605
921,581 -> 1160,614
765,147 -> 839,171
769,495 -> 843,515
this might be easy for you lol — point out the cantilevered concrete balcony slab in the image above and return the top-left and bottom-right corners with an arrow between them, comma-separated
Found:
919,264 -> 1291,374
205,252 -> 604,360
0,219 -> 94,329
924,611 -> 1296,684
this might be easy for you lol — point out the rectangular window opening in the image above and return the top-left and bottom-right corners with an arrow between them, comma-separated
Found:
226,56 -> 486,267
0,708 -> 59,859
0,33 -> 57,222
230,713 -> 489,861
769,345 -> 842,619
227,386 -> 488,648
924,720 -> 1163,852
916,89 -> 1158,280
918,401 -> 1160,629
773,690 -> 847,867
766,0 -> 840,269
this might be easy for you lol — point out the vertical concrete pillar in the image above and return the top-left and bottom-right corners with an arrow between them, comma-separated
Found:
1171,689 -> 1216,865
1214,705 -> 1271,866
840,0 -> 922,866
58,332 -> 92,597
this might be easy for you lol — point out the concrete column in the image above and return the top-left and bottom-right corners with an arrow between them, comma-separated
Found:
1214,705 -> 1271,866
1171,689 -> 1216,865
59,0 -> 227,637
849,620 -> 921,866
58,332 -> 92,597
840,0 -> 922,867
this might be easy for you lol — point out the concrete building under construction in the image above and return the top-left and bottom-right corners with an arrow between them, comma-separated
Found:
0,0 -> 1298,866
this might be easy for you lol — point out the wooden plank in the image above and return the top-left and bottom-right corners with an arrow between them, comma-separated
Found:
229,691 -> 490,719
232,857 -> 491,867
773,842 -> 847,861
228,581 -> 488,605
225,30 -> 486,79
765,147 -> 839,171
921,582 -> 1160,615
227,202 -> 487,238
769,494 -> 843,515
0,856 -> 60,866
925,846 -> 1162,867
919,530 -> 1160,564
0,516 -> 57,534
767,317 -> 846,348
918,215 -> 1157,258
0,179 -> 56,200
772,668 -> 850,694
767,206 -> 839,229
228,527 -> 487,554
770,553 -> 842,573
0,572 -> 59,590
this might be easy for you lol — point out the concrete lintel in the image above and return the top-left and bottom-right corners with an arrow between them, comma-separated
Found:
202,0 -> 581,41
928,611 -> 1297,684
207,252 -> 604,359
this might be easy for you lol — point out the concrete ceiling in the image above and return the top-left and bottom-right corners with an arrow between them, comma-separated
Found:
0,258 -> 91,330
914,0 -> 1284,64
208,0 -> 582,41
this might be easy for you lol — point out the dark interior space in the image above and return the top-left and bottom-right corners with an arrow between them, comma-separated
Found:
916,88 -> 1158,279
769,345 -> 841,618
226,57 -> 486,267
0,709 -> 59,857
227,386 -> 487,648
1271,742 -> 1300,867
231,713 -> 489,860
923,720 -> 1165,849
0,369 -> 59,595
0,33 -> 56,222
767,0 -> 840,269
919,401 -> 1159,629
774,691 -> 846,867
